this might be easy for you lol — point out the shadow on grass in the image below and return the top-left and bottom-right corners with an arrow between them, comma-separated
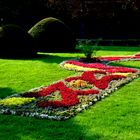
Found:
0,87 -> 15,98
0,53 -> 77,64
35,53 -> 76,64
99,46 -> 140,52
0,87 -> 105,140
0,114 -> 105,140
0,54 -> 38,60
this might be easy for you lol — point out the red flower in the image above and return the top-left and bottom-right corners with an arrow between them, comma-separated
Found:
99,56 -> 127,61
82,71 -> 126,89
65,76 -> 82,82
100,55 -> 140,61
36,82 -> 79,108
76,89 -> 99,95
65,71 -> 125,90
64,60 -> 137,73
135,54 -> 140,57
37,91 -> 79,108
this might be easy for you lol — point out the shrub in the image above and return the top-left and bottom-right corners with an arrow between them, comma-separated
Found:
76,39 -> 101,60
0,24 -> 37,58
28,17 -> 76,52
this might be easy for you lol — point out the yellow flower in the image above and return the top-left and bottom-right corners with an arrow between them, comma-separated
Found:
0,97 -> 36,107
111,72 -> 132,77
69,80 -> 88,88
64,63 -> 99,71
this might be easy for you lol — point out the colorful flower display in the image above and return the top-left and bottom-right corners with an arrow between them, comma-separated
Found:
65,71 -> 125,89
61,60 -> 137,73
0,54 -> 140,120
99,53 -> 140,61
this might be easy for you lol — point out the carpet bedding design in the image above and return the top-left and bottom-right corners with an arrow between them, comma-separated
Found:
0,54 -> 140,120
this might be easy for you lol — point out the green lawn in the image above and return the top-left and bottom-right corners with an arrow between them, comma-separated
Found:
0,46 -> 140,140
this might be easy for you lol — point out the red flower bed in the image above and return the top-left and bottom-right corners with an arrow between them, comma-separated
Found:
23,81 -> 99,108
65,71 -> 125,89
99,54 -> 140,61
64,60 -> 137,73
1,53 -> 140,120
22,56 -> 139,108
37,91 -> 79,108
135,54 -> 140,57
76,89 -> 99,95
99,56 -> 130,61
104,66 -> 137,73
100,55 -> 140,61
65,60 -> 106,68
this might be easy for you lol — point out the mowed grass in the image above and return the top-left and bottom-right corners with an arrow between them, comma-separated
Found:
0,46 -> 140,140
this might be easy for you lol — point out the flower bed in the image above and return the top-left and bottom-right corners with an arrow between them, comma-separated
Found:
60,60 -> 137,73
99,53 -> 140,62
0,54 -> 140,120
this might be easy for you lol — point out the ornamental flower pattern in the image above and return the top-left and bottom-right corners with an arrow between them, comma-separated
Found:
0,54 -> 140,120
65,71 -> 125,90
62,60 -> 137,73
23,80 -> 99,107
37,82 -> 79,108
99,54 -> 140,61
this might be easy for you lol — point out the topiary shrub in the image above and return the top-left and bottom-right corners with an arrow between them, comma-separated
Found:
28,17 -> 76,52
0,24 -> 37,58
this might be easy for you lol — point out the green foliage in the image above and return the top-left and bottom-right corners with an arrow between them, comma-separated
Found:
76,39 -> 101,59
28,17 -> 76,52
0,24 -> 37,58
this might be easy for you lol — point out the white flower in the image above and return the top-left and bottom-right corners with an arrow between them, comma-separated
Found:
94,98 -> 98,102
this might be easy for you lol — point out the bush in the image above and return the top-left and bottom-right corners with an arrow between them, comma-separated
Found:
76,39 -> 101,60
28,17 -> 76,52
0,24 -> 37,58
